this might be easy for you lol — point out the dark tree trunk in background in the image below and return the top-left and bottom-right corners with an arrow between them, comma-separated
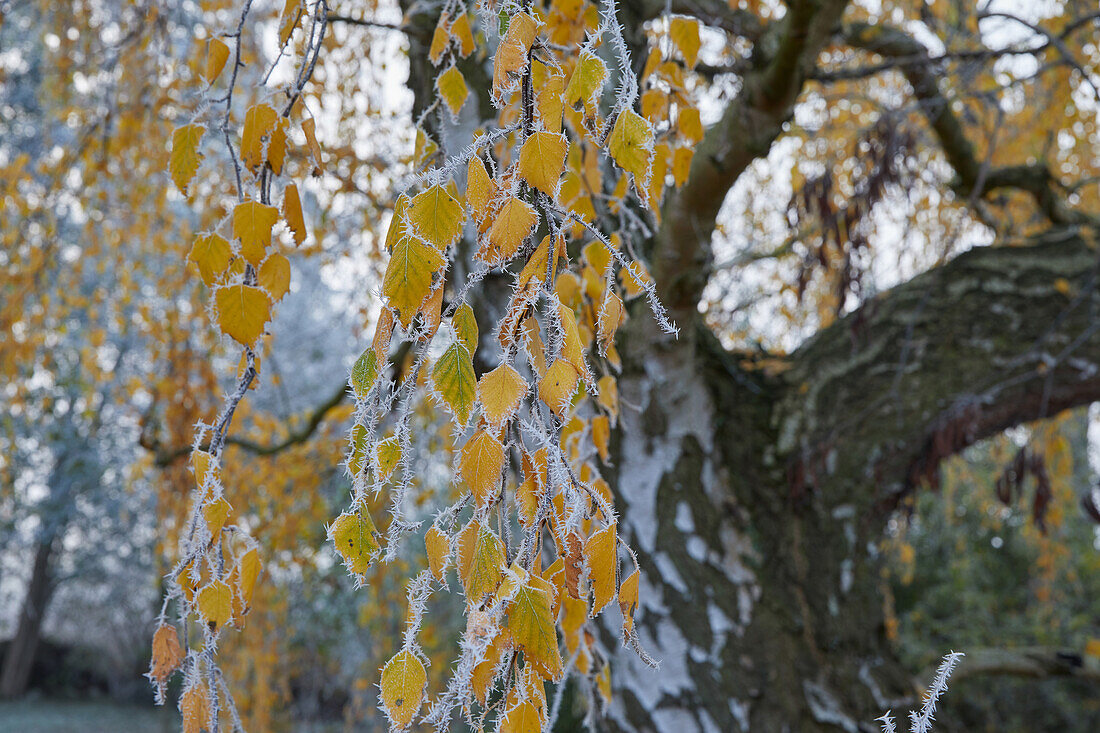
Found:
1,536 -> 58,698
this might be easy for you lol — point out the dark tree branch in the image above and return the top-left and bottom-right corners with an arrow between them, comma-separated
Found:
945,646 -> 1100,683
842,22 -> 1095,227
779,227 -> 1100,510
652,0 -> 850,315
326,14 -> 405,32
147,382 -> 349,467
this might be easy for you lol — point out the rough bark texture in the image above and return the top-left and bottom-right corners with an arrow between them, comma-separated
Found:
601,228 -> 1100,732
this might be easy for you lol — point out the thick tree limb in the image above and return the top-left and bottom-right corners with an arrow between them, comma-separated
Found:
945,646 -> 1100,683
653,0 -> 850,315
778,227 -> 1100,508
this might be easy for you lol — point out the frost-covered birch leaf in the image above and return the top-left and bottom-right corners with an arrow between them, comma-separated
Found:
518,131 -> 567,196
482,197 -> 536,265
500,700 -> 542,733
170,124 -> 203,195
458,519 -> 505,605
149,624 -> 183,690
376,436 -> 401,480
432,342 -> 476,424
564,51 -> 607,110
538,359 -> 579,415
379,649 -> 427,730
585,522 -> 618,615
232,199 -> 279,266
452,302 -> 479,352
505,573 -> 563,680
492,12 -> 538,102
425,525 -> 450,582
197,580 -> 233,631
608,110 -> 655,191
258,253 -> 291,301
460,429 -> 505,506
180,679 -> 212,733
466,157 -> 492,220
283,182 -> 307,245
202,497 -> 232,536
237,547 -> 261,606
204,37 -> 230,83
330,508 -> 382,574
215,284 -> 271,346
408,184 -> 465,250
437,65 -> 469,117
382,235 -> 446,327
351,348 -> 379,398
619,568 -> 639,633
188,233 -> 232,287
478,363 -> 527,424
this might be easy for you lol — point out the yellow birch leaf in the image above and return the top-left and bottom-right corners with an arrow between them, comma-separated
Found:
472,633 -> 505,704
237,547 -> 261,606
170,124 -> 204,195
452,302 -> 479,352
619,569 -> 639,633
196,580 -> 233,630
505,574 -> 563,680
564,52 -> 607,110
278,0 -> 304,45
460,429 -> 505,506
149,624 -> 183,687
537,75 -> 565,134
453,13 -> 475,57
266,116 -> 289,174
283,182 -> 306,245
518,132 -> 568,196
215,284 -> 271,346
258,253 -> 291,301
483,197 -> 536,265
203,497 -> 232,536
608,110 -> 655,191
478,363 -> 527,424
492,13 -> 538,102
466,157 -> 493,220
386,194 -> 411,252
591,414 -> 610,462
204,38 -> 230,83
597,291 -> 624,348
671,146 -> 693,187
679,106 -> 703,142
669,17 -> 701,68
376,436 -> 401,480
437,65 -> 469,117
351,349 -> 379,398
585,523 -> 617,615
458,519 -> 505,605
425,526 -> 450,581
380,649 -> 427,730
330,508 -> 382,574
408,184 -> 465,250
383,235 -> 446,327
180,680 -> 212,733
232,199 -> 279,266
433,342 -> 476,424
538,359 -> 579,415
597,374 -> 619,416
241,103 -> 278,172
597,663 -> 612,705
428,12 -> 450,66
501,700 -> 542,733
188,233 -> 232,287
557,303 -> 586,374
302,117 -> 323,173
